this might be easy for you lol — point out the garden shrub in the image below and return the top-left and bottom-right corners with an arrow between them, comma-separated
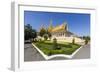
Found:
85,39 -> 88,45
52,38 -> 58,49
57,45 -> 61,50
72,38 -> 75,44
44,34 -> 48,40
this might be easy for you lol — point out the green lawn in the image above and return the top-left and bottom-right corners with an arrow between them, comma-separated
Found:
33,41 -> 81,56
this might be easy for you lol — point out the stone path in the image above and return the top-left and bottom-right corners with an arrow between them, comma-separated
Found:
72,44 -> 90,59
24,43 -> 45,61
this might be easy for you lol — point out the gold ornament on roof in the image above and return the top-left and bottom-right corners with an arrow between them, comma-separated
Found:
51,24 -> 66,32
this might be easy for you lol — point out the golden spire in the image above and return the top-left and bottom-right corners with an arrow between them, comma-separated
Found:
48,19 -> 53,32
63,21 -> 68,31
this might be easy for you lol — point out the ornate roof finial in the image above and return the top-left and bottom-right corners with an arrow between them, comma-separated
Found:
63,21 -> 68,31
48,19 -> 53,32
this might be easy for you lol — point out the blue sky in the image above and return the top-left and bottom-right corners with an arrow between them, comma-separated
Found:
24,11 -> 90,36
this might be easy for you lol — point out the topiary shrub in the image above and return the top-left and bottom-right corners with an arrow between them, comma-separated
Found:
57,45 -> 61,50
43,34 -> 48,40
72,38 -> 75,44
85,39 -> 88,45
52,38 -> 58,49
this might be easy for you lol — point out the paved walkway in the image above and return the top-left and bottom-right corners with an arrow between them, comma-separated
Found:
72,44 -> 90,59
24,43 -> 45,61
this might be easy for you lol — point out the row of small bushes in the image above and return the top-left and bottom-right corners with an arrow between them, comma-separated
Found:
41,47 -> 80,56
41,48 -> 64,56
52,38 -> 75,50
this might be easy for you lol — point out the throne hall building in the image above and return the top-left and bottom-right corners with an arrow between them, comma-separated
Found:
47,21 -> 84,43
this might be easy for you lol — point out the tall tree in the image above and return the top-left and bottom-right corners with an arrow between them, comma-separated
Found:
39,27 -> 46,37
32,29 -> 37,41
24,24 -> 37,41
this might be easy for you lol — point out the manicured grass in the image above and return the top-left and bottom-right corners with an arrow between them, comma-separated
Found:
33,41 -> 81,56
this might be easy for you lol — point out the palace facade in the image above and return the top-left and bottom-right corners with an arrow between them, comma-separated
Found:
48,21 -> 84,43
39,21 -> 84,44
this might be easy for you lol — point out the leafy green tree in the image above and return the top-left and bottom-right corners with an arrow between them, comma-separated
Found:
86,36 -> 90,41
24,24 -> 37,42
25,24 -> 32,40
24,27 -> 29,40
39,28 -> 46,37
82,36 -> 90,45
82,36 -> 86,39
32,29 -> 37,41
83,36 -> 90,41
